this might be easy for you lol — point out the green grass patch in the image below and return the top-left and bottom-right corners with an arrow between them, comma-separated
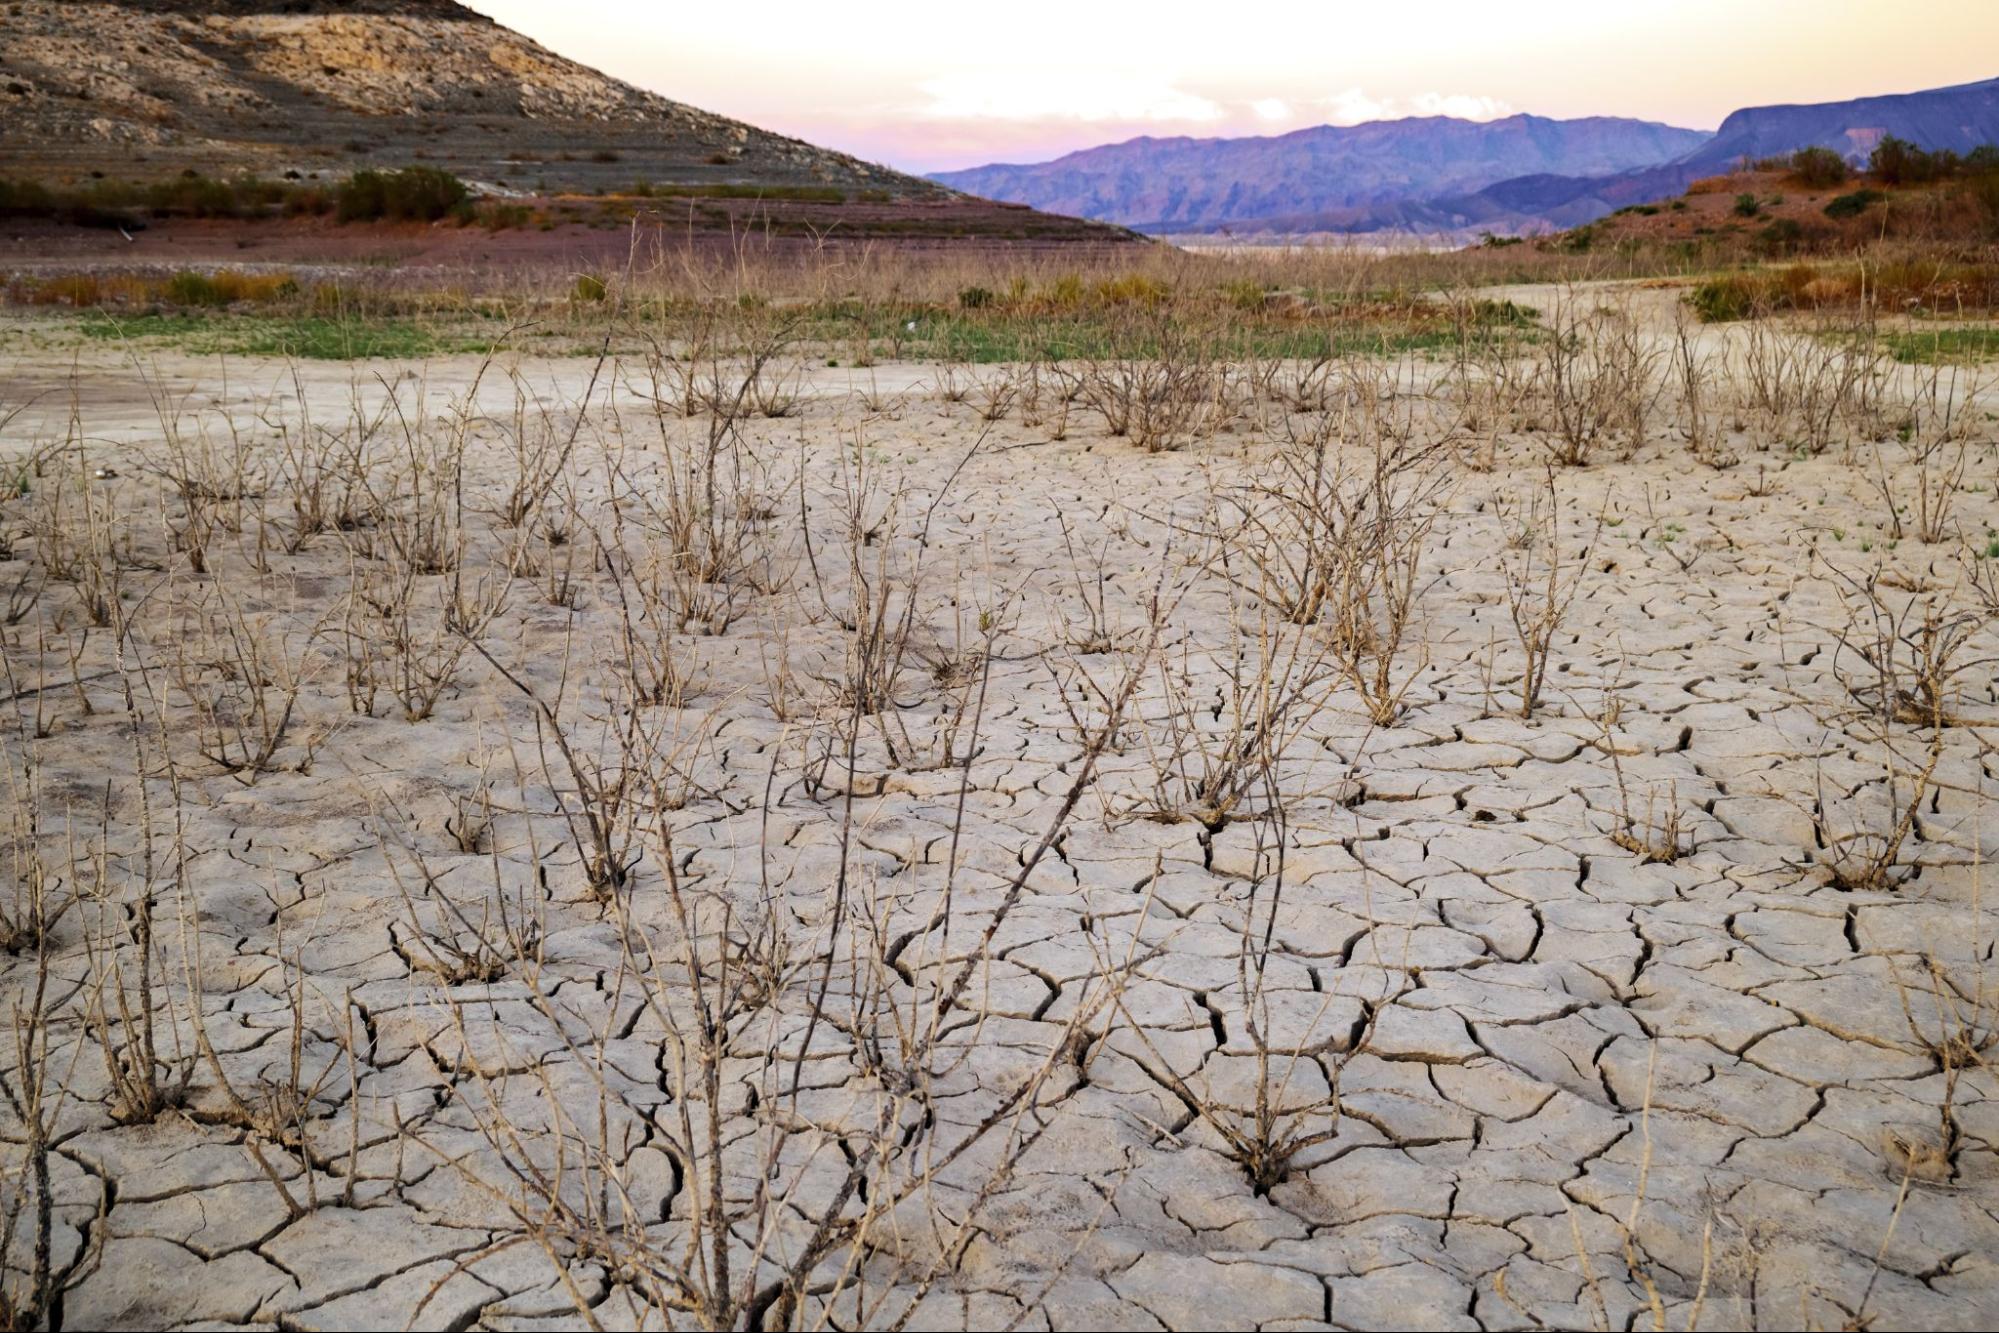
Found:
58,293 -> 1537,366
788,301 -> 1532,364
1878,327 -> 1999,363
78,312 -> 493,360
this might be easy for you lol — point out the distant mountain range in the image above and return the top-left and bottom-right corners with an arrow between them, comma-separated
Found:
933,116 -> 1708,233
933,76 -> 1999,237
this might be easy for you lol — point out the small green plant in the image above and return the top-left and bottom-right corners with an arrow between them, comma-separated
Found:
1225,278 -> 1268,310
156,269 -> 298,308
1689,275 -> 1759,322
1733,193 -> 1762,218
1824,189 -> 1883,220
573,273 -> 608,303
1879,328 -> 1999,364
165,271 -> 228,307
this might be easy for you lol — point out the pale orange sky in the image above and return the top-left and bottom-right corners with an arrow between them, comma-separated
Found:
462,1 -> 1999,172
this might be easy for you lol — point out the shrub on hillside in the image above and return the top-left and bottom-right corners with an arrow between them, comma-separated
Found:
0,178 -> 57,216
147,174 -> 253,219
1870,136 -> 1954,186
335,167 -> 469,223
1969,171 -> 1999,237
1754,218 -> 1807,256
1823,189 -> 1882,220
1732,193 -> 1761,218
1788,147 -> 1850,188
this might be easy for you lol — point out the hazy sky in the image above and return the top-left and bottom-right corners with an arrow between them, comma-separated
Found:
462,1 -> 1999,173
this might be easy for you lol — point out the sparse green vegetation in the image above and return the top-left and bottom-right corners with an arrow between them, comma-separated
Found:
1788,146 -> 1852,188
1689,274 -> 1760,322
1877,327 -> 1999,363
77,312 -> 490,360
5,256 -> 1553,367
0,167 -> 476,226
334,166 -> 469,223
162,270 -> 298,307
1755,217 -> 1807,255
0,171 -> 327,224
1688,257 -> 1999,321
1871,135 -> 1950,186
1824,188 -> 1883,219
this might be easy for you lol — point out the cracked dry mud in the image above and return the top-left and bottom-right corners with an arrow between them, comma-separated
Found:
1,305 -> 1996,1330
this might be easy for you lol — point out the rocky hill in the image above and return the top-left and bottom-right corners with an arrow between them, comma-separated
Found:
1680,75 -> 1999,174
931,115 -> 1710,232
0,0 -> 941,198
936,77 -> 1999,239
1424,75 -> 1999,235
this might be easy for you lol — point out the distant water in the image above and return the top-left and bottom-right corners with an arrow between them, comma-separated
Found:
1167,236 -> 1469,256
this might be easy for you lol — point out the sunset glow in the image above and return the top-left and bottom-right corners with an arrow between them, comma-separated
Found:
462,0 -> 1999,171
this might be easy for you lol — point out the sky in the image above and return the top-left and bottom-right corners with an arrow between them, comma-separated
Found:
462,1 -> 1999,173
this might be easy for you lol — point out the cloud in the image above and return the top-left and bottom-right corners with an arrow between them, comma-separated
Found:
1250,97 -> 1293,122
1319,87 -> 1514,125
1410,91 -> 1516,120
1322,88 -> 1395,124
913,70 -> 1225,124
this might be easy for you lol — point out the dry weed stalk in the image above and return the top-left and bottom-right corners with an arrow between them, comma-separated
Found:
1591,689 -> 1695,864
1533,293 -> 1662,467
27,460 -> 130,631
170,581 -> 326,781
1115,767 -> 1414,1193
1735,310 -> 1886,456
1802,558 -> 1986,889
400,577 -> 1161,1330
1671,310 -> 1738,470
1868,356 -> 1984,545
0,910 -> 107,1328
1078,316 -> 1219,452
800,423 -> 990,767
1499,473 -> 1602,719
621,337 -> 796,635
1824,559 -> 1994,731
1213,402 -> 1447,725
378,808 -> 544,985
1133,586 -> 1339,830
341,552 -> 510,722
